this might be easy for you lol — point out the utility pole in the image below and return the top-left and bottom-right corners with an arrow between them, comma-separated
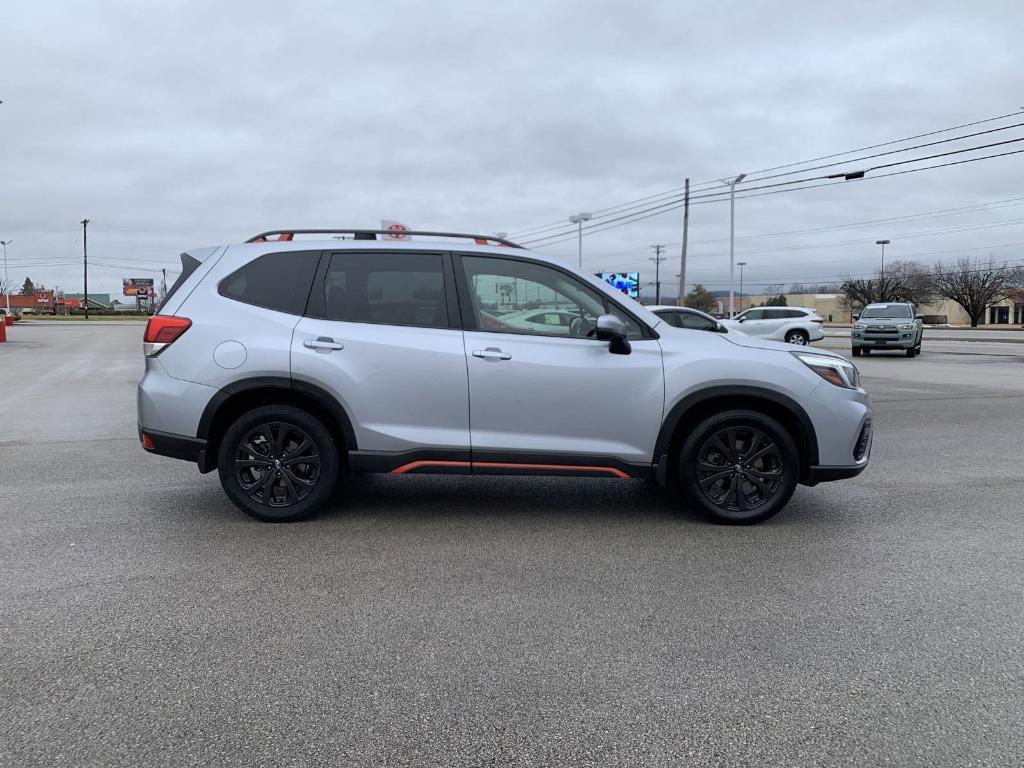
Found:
876,239 -> 890,301
677,178 -> 689,306
161,268 -> 168,306
650,244 -> 667,304
81,219 -> 90,320
568,212 -> 592,269
722,173 -> 747,317
737,261 -> 747,313
0,240 -> 11,317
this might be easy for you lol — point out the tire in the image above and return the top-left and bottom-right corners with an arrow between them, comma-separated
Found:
851,346 -> 862,357
217,404 -> 340,522
676,409 -> 799,525
905,346 -> 916,358
785,329 -> 809,345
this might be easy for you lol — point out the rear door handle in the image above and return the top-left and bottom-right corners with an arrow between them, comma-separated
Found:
303,336 -> 344,352
472,347 -> 511,361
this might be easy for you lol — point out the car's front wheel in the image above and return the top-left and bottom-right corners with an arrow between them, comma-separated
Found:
217,405 -> 339,522
676,410 -> 799,524
785,329 -> 809,345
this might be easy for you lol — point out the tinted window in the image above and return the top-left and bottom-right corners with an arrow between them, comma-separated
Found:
220,251 -> 320,315
741,309 -> 765,320
460,255 -> 644,339
861,304 -> 912,318
158,253 -> 201,313
656,310 -> 684,328
679,311 -> 718,331
323,252 -> 447,328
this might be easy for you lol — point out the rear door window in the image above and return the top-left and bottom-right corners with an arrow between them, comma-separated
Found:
657,311 -> 684,328
219,251 -> 320,315
679,311 -> 718,331
321,251 -> 448,328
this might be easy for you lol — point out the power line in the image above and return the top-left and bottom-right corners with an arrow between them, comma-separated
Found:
508,109 -> 1024,239
524,145 -> 1024,248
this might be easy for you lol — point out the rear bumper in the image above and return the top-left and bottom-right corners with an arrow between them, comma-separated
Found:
139,425 -> 210,471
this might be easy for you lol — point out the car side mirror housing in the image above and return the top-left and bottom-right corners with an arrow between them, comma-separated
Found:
595,314 -> 631,355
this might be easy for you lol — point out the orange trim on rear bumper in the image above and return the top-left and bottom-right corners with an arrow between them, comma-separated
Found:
389,460 -> 629,478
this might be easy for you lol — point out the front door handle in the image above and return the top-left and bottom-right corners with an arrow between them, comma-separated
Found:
472,347 -> 511,361
303,336 -> 344,352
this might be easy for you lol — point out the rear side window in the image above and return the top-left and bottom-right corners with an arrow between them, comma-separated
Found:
322,252 -> 447,328
219,251 -> 320,315
679,311 -> 718,331
157,253 -> 201,313
657,311 -> 684,328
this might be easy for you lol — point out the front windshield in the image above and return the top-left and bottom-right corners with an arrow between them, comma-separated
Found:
860,304 -> 912,318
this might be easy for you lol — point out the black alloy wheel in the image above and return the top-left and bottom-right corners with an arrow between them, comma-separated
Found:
235,422 -> 320,507
677,409 -> 798,524
218,405 -> 339,522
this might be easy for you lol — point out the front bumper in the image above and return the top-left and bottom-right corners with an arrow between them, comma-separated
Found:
804,462 -> 868,485
852,328 -> 917,348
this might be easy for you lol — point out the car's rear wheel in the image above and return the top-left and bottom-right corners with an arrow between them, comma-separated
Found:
676,410 -> 799,525
217,405 -> 339,522
785,329 -> 809,345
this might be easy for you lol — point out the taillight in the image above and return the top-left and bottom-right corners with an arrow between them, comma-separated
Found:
144,315 -> 191,357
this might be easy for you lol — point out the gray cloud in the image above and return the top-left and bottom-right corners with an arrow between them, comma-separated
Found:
2,0 -> 1023,298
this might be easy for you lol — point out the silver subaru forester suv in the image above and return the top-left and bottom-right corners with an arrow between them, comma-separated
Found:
138,229 -> 871,524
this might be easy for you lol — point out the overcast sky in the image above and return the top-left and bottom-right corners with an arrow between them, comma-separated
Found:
2,0 -> 1022,301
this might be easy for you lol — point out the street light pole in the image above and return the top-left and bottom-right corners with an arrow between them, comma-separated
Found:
0,240 -> 11,316
876,239 -> 890,300
721,173 -> 747,316
568,212 -> 592,269
737,261 -> 747,313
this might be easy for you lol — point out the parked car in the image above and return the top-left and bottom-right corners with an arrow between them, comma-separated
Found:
721,306 -> 824,345
851,302 -> 923,357
648,305 -> 737,334
138,229 -> 871,525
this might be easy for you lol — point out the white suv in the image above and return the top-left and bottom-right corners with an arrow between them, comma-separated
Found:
137,229 -> 870,525
721,306 -> 825,345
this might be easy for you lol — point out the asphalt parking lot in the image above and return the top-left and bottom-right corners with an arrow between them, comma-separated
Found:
2,322 -> 1022,767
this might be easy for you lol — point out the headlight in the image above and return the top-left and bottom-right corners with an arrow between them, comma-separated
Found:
898,323 -> 913,330
792,352 -> 860,389
853,323 -> 865,330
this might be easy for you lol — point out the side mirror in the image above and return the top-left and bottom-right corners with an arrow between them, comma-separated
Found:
595,314 -> 631,355
915,314 -> 924,320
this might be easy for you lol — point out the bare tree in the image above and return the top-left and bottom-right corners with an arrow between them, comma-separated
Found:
932,257 -> 1023,327
840,259 -> 936,310
884,260 -> 936,306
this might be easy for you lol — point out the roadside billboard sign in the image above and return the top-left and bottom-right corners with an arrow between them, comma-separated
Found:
123,278 -> 155,297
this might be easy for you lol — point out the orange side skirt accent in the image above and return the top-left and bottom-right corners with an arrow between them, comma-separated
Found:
389,460 -> 629,479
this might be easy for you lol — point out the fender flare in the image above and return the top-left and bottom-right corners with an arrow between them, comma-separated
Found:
653,385 -> 819,466
196,376 -> 358,450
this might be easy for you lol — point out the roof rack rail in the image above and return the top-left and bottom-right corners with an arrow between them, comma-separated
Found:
245,229 -> 522,248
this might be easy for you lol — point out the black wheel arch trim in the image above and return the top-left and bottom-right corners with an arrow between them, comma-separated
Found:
197,376 -> 358,453
653,385 -> 819,471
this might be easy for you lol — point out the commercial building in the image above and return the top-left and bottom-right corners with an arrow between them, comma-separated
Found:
769,293 -> 1023,326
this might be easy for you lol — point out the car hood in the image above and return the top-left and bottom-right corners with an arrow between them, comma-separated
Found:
722,332 -> 850,361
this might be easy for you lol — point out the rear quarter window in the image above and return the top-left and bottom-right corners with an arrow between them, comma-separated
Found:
157,253 -> 201,313
219,251 -> 320,315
